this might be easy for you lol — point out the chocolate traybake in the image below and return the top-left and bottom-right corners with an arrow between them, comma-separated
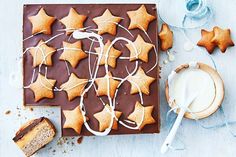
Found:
23,4 -> 160,136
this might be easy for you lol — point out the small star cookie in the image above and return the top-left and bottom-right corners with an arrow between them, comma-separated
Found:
63,105 -> 88,134
59,41 -> 88,68
158,23 -> 173,51
211,26 -> 234,52
95,72 -> 120,98
28,8 -> 56,35
94,104 -> 122,132
30,73 -> 56,102
127,5 -> 156,31
197,29 -> 216,54
29,40 -> 56,67
60,73 -> 88,101
60,8 -> 87,35
93,9 -> 122,35
125,35 -> 154,62
127,67 -> 155,95
128,101 -> 155,130
94,40 -> 122,68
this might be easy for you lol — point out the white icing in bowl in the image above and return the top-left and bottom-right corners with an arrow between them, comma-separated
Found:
169,68 -> 215,113
166,62 -> 224,119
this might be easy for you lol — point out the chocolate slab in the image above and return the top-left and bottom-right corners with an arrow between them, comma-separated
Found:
23,4 -> 160,136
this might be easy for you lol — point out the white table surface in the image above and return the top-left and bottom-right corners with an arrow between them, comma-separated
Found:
1,0 -> 236,157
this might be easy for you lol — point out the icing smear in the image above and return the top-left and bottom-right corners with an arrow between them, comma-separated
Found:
168,62 -> 216,113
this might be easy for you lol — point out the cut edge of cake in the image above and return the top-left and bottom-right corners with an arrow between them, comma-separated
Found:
13,117 -> 56,157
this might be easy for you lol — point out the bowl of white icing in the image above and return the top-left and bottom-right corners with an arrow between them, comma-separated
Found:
165,62 -> 224,119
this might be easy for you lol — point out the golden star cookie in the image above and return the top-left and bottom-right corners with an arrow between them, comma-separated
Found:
93,9 -> 122,35
127,67 -> 155,95
60,73 -> 88,101
211,26 -> 234,52
197,29 -> 216,54
94,104 -> 122,132
63,105 -> 88,134
59,41 -> 88,68
127,5 -> 156,31
94,40 -> 122,68
29,73 -> 56,102
158,23 -> 173,51
128,101 -> 155,130
28,8 -> 56,35
29,40 -> 56,67
125,35 -> 154,62
95,72 -> 120,98
60,8 -> 87,35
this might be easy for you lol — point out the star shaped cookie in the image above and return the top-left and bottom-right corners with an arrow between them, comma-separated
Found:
29,73 -> 56,102
211,26 -> 234,52
28,8 -> 56,35
128,101 -> 155,130
197,29 -> 216,54
95,72 -> 120,98
63,105 -> 88,134
59,41 -> 88,68
60,73 -> 88,101
125,35 -> 154,62
127,5 -> 156,31
127,67 -> 155,95
29,40 -> 56,67
60,8 -> 87,35
93,9 -> 122,35
158,23 -> 173,51
94,40 -> 122,68
94,104 -> 122,132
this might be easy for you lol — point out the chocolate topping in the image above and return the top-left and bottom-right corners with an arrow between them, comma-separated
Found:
23,4 -> 160,136
13,117 -> 44,142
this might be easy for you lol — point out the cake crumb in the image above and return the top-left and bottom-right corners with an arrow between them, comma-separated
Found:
57,137 -> 67,145
5,110 -> 11,115
77,136 -> 83,144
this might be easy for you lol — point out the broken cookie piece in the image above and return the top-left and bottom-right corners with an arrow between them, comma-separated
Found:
13,117 -> 56,157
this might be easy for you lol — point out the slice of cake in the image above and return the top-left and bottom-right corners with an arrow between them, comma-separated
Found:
13,117 -> 56,157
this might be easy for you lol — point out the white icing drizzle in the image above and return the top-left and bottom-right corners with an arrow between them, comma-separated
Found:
105,37 -> 145,130
120,42 -> 124,48
124,120 -> 136,125
56,26 -> 92,33
64,61 -> 70,76
74,30 -> 111,136
147,45 -> 158,73
137,24 -> 152,43
23,30 -> 47,41
73,30 -> 146,135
